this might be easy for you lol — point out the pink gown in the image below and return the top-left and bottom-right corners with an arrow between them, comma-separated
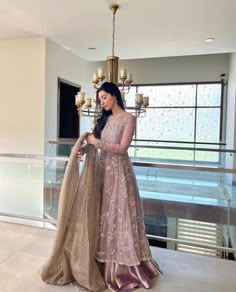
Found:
94,111 -> 161,292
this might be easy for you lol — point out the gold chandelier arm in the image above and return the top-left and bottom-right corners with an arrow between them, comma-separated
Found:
125,107 -> 147,118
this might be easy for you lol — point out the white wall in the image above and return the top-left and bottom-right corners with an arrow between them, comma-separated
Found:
119,53 -> 229,83
226,53 -> 236,153
226,53 -> 236,181
0,38 -> 45,154
0,38 -> 45,219
44,39 -> 91,151
227,53 -> 236,250
226,53 -> 236,149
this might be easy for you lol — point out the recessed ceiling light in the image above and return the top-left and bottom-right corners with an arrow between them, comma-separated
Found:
204,37 -> 215,42
88,47 -> 96,50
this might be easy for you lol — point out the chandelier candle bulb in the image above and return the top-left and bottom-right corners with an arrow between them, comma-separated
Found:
76,92 -> 85,105
135,93 -> 143,103
143,96 -> 149,106
92,73 -> 98,83
97,68 -> 104,79
85,98 -> 92,107
120,68 -> 127,79
126,73 -> 133,82
78,92 -> 85,102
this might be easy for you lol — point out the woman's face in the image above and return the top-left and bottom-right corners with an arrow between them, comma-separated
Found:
98,90 -> 116,111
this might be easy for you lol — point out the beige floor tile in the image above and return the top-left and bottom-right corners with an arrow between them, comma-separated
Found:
0,222 -> 47,253
0,221 -> 236,292
0,251 -> 44,292
151,247 -> 236,292
21,229 -> 56,258
0,250 -> 102,292
0,248 -> 14,264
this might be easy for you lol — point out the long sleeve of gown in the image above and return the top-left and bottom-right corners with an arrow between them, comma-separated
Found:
94,114 -> 135,154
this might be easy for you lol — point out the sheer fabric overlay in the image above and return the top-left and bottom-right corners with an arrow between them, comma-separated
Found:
39,133 -> 106,291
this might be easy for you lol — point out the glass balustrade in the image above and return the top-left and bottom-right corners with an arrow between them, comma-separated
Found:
1,140 -> 236,260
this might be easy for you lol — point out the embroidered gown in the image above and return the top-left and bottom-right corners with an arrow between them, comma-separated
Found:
93,111 -> 161,292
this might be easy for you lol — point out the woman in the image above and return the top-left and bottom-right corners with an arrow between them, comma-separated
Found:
78,82 -> 161,291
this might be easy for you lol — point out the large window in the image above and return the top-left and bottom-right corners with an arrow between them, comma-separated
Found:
127,83 -> 223,163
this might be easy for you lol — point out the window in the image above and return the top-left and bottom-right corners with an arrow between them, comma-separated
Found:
127,83 -> 223,163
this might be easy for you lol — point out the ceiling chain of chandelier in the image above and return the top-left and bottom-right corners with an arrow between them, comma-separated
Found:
75,4 -> 149,118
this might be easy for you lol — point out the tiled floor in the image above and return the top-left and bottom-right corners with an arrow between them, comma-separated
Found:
0,221 -> 236,292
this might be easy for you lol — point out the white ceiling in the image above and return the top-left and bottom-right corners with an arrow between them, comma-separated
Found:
0,0 -> 236,61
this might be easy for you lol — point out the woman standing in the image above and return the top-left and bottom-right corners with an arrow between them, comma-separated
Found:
78,82 -> 161,291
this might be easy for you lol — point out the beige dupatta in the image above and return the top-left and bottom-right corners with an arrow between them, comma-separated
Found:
39,133 -> 106,291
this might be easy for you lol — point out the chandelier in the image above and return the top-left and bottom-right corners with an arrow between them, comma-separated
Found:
75,4 -> 149,118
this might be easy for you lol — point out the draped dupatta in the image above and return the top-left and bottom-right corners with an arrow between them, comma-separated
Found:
39,133 -> 106,291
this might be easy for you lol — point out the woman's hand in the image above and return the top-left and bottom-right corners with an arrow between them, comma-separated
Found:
87,134 -> 96,145
77,150 -> 83,162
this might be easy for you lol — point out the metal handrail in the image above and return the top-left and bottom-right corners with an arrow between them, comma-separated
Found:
47,140 -> 234,153
132,139 -> 226,145
49,138 -> 227,146
1,153 -> 235,173
130,144 -> 236,153
132,161 -> 236,173
48,139 -> 76,145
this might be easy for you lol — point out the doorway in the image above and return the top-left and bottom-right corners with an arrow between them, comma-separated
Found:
58,77 -> 80,139
57,78 -> 80,157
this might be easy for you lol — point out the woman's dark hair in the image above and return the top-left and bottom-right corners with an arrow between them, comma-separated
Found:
93,82 -> 125,138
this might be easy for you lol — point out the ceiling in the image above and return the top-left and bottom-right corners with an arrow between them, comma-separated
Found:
0,0 -> 236,61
